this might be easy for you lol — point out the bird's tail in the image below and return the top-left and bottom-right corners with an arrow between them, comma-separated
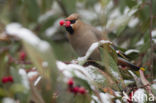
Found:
111,44 -> 145,71
117,57 -> 145,71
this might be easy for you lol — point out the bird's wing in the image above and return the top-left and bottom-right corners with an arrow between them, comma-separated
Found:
117,57 -> 140,71
90,27 -> 103,41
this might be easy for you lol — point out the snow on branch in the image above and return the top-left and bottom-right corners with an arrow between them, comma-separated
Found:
5,23 -> 50,52
77,40 -> 112,65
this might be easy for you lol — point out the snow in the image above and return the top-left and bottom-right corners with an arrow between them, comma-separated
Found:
56,61 -> 73,77
100,93 -> 114,103
56,61 -> 109,90
151,79 -> 156,90
91,95 -> 101,103
38,10 -> 55,23
6,23 -> 40,44
125,49 -> 139,55
27,71 -> 38,78
85,66 -> 106,83
128,17 -> 139,28
78,10 -> 97,21
136,39 -> 144,46
152,39 -> 156,43
94,3 -> 102,14
6,23 -> 51,52
110,68 -> 120,80
114,91 -> 121,97
124,80 -> 134,85
19,69 -> 30,90
91,93 -> 114,103
106,14 -> 130,32
38,2 -> 61,23
34,76 -> 42,86
77,40 -> 112,65
152,30 -> 156,37
124,7 -> 137,16
115,99 -> 121,103
106,6 -> 138,32
45,18 -> 64,37
109,9 -> 121,19
38,41 -> 50,52
2,97 -> 16,103
42,61 -> 48,68
104,1 -> 114,13
56,61 -> 91,80
133,89 -> 146,103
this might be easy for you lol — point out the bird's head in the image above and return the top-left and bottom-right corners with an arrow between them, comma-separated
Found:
59,13 -> 80,34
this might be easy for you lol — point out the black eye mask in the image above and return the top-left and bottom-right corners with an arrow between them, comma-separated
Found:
70,20 -> 76,24
65,19 -> 77,35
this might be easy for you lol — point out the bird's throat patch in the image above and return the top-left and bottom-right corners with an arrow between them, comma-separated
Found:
65,26 -> 74,34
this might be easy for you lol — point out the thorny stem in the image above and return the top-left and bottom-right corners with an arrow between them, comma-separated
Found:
149,0 -> 154,80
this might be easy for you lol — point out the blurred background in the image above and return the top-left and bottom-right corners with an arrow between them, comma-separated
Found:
0,0 -> 156,102
0,0 -> 156,61
0,0 -> 155,60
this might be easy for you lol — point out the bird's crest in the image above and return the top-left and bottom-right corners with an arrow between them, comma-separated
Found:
65,13 -> 80,21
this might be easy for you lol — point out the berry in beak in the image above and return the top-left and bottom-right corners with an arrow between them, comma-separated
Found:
65,21 -> 71,27
59,20 -> 65,26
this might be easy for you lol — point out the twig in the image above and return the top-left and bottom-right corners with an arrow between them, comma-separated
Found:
139,70 -> 156,99
56,0 -> 68,17
149,0 -> 154,80
134,81 -> 156,89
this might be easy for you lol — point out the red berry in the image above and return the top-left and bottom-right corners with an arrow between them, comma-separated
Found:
19,51 -> 26,61
73,86 -> 79,94
65,21 -> 71,27
7,76 -> 13,82
2,77 -> 8,83
78,87 -> 86,94
67,78 -> 74,86
2,76 -> 14,83
59,20 -> 65,26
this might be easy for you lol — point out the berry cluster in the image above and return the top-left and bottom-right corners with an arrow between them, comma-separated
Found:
1,76 -> 13,83
59,20 -> 71,27
67,78 -> 86,95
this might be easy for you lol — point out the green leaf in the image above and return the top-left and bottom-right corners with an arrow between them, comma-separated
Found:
9,84 -> 27,94
61,0 -> 76,14
126,0 -> 137,8
39,15 -> 58,33
24,0 -> 40,22
22,40 -> 58,103
74,77 -> 92,93
40,0 -> 53,13
0,51 -> 8,78
0,88 -> 8,97
10,68 -> 30,103
99,46 -> 125,90
100,0 -> 110,7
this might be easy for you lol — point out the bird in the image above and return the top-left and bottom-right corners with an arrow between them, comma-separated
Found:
60,13 -> 143,71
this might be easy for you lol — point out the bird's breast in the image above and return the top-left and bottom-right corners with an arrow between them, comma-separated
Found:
68,29 -> 101,60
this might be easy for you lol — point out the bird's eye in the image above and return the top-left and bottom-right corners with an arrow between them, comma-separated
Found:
70,20 -> 76,24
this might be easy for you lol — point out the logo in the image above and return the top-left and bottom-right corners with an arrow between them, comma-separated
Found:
122,89 -> 154,102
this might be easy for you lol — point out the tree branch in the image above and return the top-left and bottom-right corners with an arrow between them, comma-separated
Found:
56,0 -> 68,17
149,0 -> 154,80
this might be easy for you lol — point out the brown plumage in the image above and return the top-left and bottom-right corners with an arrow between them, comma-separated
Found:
65,13 -> 106,60
62,13 -> 140,71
